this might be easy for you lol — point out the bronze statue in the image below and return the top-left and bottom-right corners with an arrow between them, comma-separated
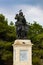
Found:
15,10 -> 29,39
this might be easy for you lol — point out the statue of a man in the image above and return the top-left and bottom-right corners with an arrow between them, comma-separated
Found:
15,10 -> 28,39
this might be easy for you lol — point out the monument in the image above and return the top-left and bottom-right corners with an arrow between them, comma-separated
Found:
12,10 -> 33,65
15,10 -> 29,39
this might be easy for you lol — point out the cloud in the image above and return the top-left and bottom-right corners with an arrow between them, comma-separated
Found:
0,5 -> 43,26
22,5 -> 43,25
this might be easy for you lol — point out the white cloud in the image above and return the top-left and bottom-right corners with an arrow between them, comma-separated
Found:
0,5 -> 43,26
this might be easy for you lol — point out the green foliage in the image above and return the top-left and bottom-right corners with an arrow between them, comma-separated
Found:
0,40 -> 13,65
28,22 -> 43,42
0,14 -> 16,65
33,56 -> 41,65
2,51 -> 12,60
0,14 -> 8,24
0,14 -> 16,41
5,25 -> 16,41
27,22 -> 43,65
10,21 -> 14,25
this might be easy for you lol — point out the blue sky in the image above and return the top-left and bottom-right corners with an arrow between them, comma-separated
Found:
0,0 -> 43,25
0,0 -> 43,6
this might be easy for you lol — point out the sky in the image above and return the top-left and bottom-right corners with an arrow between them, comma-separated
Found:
0,0 -> 43,26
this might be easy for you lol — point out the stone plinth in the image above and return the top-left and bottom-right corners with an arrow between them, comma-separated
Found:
12,40 -> 33,65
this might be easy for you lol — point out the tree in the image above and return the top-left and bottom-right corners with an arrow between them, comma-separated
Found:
28,22 -> 43,42
10,21 -> 14,26
0,14 -> 8,24
0,14 -> 8,40
0,14 -> 16,65
27,22 -> 43,65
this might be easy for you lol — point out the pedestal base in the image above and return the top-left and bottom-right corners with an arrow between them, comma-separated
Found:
13,39 -> 33,65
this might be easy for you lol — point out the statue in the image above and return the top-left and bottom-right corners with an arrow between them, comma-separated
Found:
15,10 -> 29,39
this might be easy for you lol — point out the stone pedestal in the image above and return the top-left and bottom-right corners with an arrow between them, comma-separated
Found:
12,40 -> 33,65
